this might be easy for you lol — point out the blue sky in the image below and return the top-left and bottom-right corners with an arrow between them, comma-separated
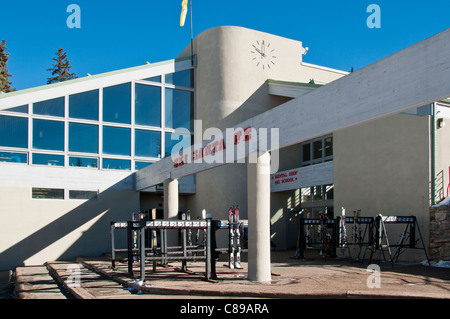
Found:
1,0 -> 449,90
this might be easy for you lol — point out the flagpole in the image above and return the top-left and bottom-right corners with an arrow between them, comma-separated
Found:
190,0 -> 194,66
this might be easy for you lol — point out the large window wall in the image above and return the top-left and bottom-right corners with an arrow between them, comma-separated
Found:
0,68 -> 194,171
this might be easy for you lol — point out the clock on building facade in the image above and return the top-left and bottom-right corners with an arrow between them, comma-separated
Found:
250,40 -> 276,69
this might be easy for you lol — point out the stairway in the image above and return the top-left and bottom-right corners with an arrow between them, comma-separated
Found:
0,270 -> 14,299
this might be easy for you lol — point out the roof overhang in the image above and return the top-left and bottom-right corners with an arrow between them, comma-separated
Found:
268,79 -> 323,98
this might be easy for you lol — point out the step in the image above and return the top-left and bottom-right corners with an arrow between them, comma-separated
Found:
15,266 -> 68,299
46,261 -> 140,299
0,270 -> 13,299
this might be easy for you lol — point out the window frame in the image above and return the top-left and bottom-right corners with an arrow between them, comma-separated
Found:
0,114 -> 29,149
31,187 -> 65,200
68,189 -> 99,201
300,135 -> 333,167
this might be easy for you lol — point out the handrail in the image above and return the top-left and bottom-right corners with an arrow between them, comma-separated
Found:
447,166 -> 450,197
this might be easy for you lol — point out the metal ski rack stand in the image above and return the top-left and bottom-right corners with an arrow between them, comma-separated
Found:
369,215 -> 430,267
338,215 -> 375,263
110,221 -> 133,270
138,218 -> 215,282
109,220 -> 141,275
110,216 -> 217,282
296,214 -> 338,260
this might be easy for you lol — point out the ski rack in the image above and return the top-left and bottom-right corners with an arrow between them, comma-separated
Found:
110,214 -> 249,282
295,216 -> 339,260
338,216 -> 375,263
294,213 -> 430,266
368,215 -> 431,267
110,219 -> 215,281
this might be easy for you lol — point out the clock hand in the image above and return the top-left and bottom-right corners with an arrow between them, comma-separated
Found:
261,41 -> 265,57
252,45 -> 263,55
252,45 -> 264,57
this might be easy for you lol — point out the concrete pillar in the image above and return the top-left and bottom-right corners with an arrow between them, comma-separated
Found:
247,151 -> 272,282
163,178 -> 179,219
163,178 -> 179,247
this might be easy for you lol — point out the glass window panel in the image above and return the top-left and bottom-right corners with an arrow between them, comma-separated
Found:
103,83 -> 131,124
32,153 -> 64,166
135,161 -> 153,170
69,190 -> 98,200
33,119 -> 64,151
32,188 -> 64,199
135,129 -> 161,158
4,105 -> 28,113
135,84 -> 161,127
103,126 -> 131,156
143,75 -> 161,83
165,69 -> 193,88
165,131 -> 190,157
324,136 -> 333,157
301,143 -> 310,162
0,115 -> 28,148
102,158 -> 131,170
33,97 -> 65,117
314,186 -> 323,201
301,187 -> 312,203
69,122 -> 98,154
69,156 -> 98,168
165,89 -> 192,130
313,140 -> 322,160
0,151 -> 28,164
325,184 -> 334,200
69,89 -> 99,120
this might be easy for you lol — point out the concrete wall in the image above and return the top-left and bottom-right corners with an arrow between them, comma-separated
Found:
0,164 -> 142,270
434,104 -> 450,202
334,113 -> 431,262
0,163 -> 193,271
0,184 -> 139,270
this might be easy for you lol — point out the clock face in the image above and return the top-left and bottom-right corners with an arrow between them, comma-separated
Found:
250,40 -> 276,69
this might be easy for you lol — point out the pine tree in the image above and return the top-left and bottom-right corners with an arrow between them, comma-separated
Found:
46,47 -> 77,84
0,39 -> 14,93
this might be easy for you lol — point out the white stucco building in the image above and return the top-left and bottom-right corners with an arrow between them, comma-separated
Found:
1,26 -> 449,272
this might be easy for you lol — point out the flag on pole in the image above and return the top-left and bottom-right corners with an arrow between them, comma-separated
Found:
180,0 -> 188,27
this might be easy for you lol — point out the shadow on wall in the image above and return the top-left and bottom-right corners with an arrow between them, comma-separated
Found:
434,170 -> 445,203
270,191 -> 302,251
0,176 -> 140,270
218,81 -> 292,131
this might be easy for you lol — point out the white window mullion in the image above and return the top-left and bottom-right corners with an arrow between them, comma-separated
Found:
64,95 -> 69,167
28,102 -> 33,165
99,87 -> 103,170
161,76 -> 166,159
131,81 -> 135,171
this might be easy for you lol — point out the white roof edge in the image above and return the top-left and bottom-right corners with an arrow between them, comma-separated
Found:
0,57 -> 193,109
301,62 -> 350,75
